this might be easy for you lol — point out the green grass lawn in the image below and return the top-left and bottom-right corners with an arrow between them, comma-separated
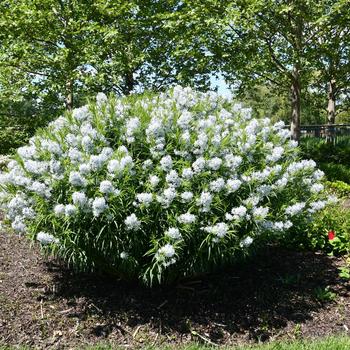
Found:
80,336 -> 350,350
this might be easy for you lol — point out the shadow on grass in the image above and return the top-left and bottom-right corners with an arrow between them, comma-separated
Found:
44,246 -> 340,343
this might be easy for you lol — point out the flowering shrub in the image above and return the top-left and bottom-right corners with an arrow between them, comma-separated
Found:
0,87 -> 333,285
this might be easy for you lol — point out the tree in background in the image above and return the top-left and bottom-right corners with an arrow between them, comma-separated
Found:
0,0 -> 214,113
308,0 -> 350,125
0,0 -> 215,153
206,0 -> 348,140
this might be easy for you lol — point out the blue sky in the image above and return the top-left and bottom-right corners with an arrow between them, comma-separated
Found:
210,74 -> 232,98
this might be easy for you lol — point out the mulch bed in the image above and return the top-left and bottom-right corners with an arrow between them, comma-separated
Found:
1,230 -> 350,349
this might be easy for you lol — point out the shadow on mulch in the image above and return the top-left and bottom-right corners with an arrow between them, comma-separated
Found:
45,246 -> 342,343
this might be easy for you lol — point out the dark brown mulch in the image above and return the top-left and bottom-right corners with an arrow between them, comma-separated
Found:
1,230 -> 350,349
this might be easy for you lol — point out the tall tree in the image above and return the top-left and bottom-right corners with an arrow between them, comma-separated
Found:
207,0 -> 346,140
309,0 -> 350,124
0,0 -> 213,116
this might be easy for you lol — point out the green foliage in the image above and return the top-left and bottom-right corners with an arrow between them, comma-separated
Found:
240,85 -> 328,125
318,163 -> 350,184
338,264 -> 350,280
300,138 -> 350,183
326,181 -> 350,198
313,286 -> 337,302
289,204 -> 350,255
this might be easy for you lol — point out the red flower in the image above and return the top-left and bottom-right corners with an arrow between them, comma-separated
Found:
328,230 -> 335,241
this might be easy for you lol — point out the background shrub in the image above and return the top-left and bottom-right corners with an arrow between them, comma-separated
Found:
287,203 -> 350,255
0,87 -> 331,285
300,138 -> 350,184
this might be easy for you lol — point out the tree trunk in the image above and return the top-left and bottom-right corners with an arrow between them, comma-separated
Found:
65,79 -> 74,110
327,79 -> 336,124
290,68 -> 301,142
123,70 -> 134,95
326,79 -> 336,142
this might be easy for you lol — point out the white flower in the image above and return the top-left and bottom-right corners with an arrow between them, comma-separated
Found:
192,157 -> 206,174
125,213 -> 141,231
207,157 -> 222,170
180,191 -> 193,202
42,140 -> 62,155
178,212 -> 196,224
22,207 -> 35,219
204,222 -> 228,239
89,154 -> 106,171
49,160 -> 62,174
273,221 -> 285,231
136,193 -> 153,207
182,167 -> 194,179
210,178 -> 225,192
327,195 -> 338,204
158,244 -> 175,258
194,132 -> 208,152
267,146 -> 284,162
142,159 -> 153,170
79,163 -> 91,175
158,187 -> 177,207
252,206 -> 269,220
68,148 -> 83,163
66,134 -> 78,146
65,204 -> 78,217
37,232 -> 59,245
284,220 -> 293,229
72,192 -> 87,207
308,200 -> 327,213
120,155 -> 133,168
81,135 -> 94,151
120,251 -> 129,259
24,160 -> 48,175
72,105 -> 91,121
54,204 -> 66,216
166,170 -> 180,187
285,202 -> 305,216
96,92 -> 108,104
243,196 -> 261,207
30,181 -> 51,198
18,145 -> 37,159
81,122 -> 98,138
69,171 -> 87,187
313,170 -> 325,180
11,218 -> 26,233
107,159 -> 121,173
310,183 -> 324,193
287,160 -> 316,174
126,117 -> 141,142
165,227 -> 182,240
231,206 -> 247,220
92,197 -> 108,217
100,180 -> 114,194
177,111 -> 192,128
240,236 -> 253,248
275,176 -> 288,189
197,192 -> 213,212
224,154 -> 242,169
181,130 -> 191,144
149,175 -> 160,187
160,155 -> 173,171
226,179 -> 242,193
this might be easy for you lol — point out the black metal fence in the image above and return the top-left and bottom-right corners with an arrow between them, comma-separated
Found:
300,124 -> 350,140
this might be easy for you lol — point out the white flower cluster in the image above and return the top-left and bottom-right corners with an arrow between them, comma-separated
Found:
0,86 -> 330,285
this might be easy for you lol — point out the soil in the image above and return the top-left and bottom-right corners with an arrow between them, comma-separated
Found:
1,229 -> 350,349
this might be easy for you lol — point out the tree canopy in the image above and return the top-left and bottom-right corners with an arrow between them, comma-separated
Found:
0,0 -> 349,145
